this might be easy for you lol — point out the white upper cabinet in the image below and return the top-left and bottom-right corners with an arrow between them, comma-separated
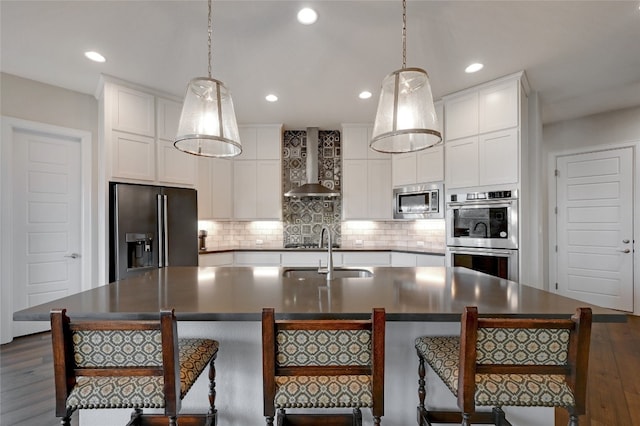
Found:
342,124 -> 389,160
100,79 -> 196,187
237,124 -> 281,160
197,157 -> 233,220
392,101 -> 444,187
444,93 -> 478,141
111,85 -> 155,137
341,124 -> 392,220
233,124 -> 282,220
444,73 -> 525,189
478,79 -> 519,134
156,98 -> 196,186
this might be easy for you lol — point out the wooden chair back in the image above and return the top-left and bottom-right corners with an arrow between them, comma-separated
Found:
262,308 -> 385,424
458,306 -> 592,415
50,309 -> 181,418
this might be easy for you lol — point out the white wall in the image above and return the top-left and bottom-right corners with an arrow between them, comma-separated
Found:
542,105 -> 640,313
0,73 -> 99,341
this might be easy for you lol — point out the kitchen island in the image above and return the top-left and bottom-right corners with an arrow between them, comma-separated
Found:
14,266 -> 625,426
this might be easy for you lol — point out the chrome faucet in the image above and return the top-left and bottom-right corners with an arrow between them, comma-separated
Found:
318,225 -> 334,280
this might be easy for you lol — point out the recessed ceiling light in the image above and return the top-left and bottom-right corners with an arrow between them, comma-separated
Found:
359,91 -> 372,100
297,8 -> 318,25
84,51 -> 106,63
465,63 -> 484,73
265,94 -> 278,102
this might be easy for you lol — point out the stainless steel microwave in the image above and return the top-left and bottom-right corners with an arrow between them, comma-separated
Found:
393,182 -> 444,220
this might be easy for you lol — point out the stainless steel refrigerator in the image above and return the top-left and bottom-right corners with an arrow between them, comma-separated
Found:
109,182 -> 198,281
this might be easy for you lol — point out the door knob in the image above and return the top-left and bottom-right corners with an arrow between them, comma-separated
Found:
64,253 -> 80,259
617,249 -> 631,254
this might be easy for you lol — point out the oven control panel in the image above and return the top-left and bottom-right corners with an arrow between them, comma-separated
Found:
450,189 -> 516,202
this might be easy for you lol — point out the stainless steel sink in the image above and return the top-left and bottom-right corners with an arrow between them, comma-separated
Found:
282,268 -> 374,279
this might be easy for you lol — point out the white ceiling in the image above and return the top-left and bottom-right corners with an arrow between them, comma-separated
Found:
2,1 -> 639,130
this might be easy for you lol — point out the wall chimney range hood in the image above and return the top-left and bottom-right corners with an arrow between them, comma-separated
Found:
284,127 -> 340,198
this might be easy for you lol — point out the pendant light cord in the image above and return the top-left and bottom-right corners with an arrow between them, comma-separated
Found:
208,0 -> 213,78
402,0 -> 407,69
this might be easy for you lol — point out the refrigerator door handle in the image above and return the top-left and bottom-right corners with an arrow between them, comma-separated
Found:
157,194 -> 164,267
163,195 -> 169,266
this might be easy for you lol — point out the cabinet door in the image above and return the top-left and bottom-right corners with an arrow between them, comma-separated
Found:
233,161 -> 257,219
478,129 -> 518,185
156,98 -> 182,141
111,131 -> 155,181
197,158 -> 213,219
342,159 -> 368,219
391,252 -> 417,267
256,160 -> 281,219
211,159 -> 233,219
237,127 -> 258,160
342,252 -> 391,266
256,126 -> 282,160
111,85 -> 155,136
416,254 -> 445,267
342,125 -> 368,160
392,152 -> 417,187
416,145 -> 444,183
445,136 -> 479,189
199,252 -> 234,266
444,92 -> 478,141
234,252 -> 281,266
157,140 -> 196,186
479,79 -> 519,134
367,160 -> 392,219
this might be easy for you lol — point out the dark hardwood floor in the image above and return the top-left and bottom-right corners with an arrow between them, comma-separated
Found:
1,316 -> 639,426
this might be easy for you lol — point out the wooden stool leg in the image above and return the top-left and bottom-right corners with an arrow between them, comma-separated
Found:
568,414 -> 580,426
208,352 -> 218,421
417,353 -> 426,410
462,412 -> 471,426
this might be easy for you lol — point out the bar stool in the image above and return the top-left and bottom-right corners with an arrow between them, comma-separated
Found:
262,308 -> 385,425
415,306 -> 592,426
50,308 -> 219,426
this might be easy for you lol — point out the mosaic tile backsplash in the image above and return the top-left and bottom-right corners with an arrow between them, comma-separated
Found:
282,130 -> 342,247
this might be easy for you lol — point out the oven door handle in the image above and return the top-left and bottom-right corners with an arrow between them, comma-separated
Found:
446,199 -> 515,208
449,248 -> 516,256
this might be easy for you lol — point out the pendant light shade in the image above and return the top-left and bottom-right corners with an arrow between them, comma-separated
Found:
370,67 -> 441,153
174,77 -> 241,157
174,0 -> 242,157
370,0 -> 442,153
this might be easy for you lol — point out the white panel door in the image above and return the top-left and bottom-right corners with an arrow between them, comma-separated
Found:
555,147 -> 634,311
12,129 -> 82,334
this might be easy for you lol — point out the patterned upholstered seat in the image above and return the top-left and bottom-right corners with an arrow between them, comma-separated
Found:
262,308 -> 385,426
415,307 -> 592,426
50,309 -> 219,426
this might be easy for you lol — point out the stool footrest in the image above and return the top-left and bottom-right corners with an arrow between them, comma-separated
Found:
128,411 -> 216,426
418,406 -> 512,425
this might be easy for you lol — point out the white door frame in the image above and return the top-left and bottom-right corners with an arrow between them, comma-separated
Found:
548,140 -> 639,315
1,116 -> 93,343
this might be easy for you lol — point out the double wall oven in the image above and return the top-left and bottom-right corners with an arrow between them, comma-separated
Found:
445,189 -> 519,281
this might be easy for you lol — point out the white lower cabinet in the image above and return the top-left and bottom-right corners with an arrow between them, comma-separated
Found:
234,252 -> 281,266
416,254 -> 445,267
341,252 -> 391,266
199,252 -> 234,266
392,252 -> 445,267
281,252 -> 344,268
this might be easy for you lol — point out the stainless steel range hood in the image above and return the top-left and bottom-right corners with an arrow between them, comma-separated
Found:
284,127 -> 340,198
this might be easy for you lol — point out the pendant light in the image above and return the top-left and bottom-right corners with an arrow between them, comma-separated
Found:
370,0 -> 442,153
174,0 -> 241,157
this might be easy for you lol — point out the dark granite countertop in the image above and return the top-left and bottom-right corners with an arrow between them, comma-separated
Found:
13,266 -> 624,323
199,247 -> 445,256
